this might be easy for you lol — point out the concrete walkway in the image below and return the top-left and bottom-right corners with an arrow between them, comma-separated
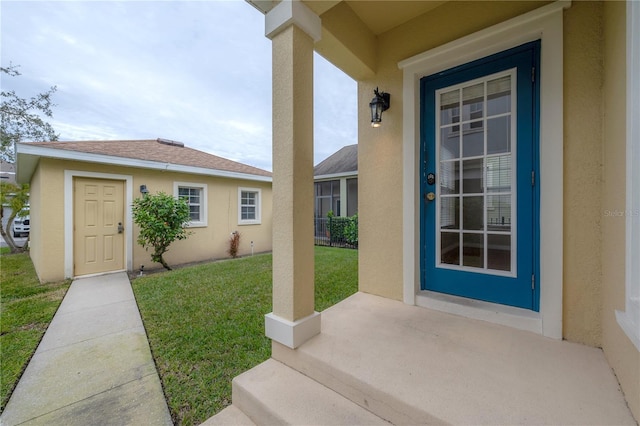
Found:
0,272 -> 173,426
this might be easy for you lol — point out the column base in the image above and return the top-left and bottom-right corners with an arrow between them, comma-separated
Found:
265,311 -> 321,349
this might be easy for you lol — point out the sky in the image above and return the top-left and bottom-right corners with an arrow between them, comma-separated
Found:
0,0 -> 358,172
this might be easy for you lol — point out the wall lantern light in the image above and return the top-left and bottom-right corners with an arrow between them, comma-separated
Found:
369,87 -> 390,128
140,184 -> 149,195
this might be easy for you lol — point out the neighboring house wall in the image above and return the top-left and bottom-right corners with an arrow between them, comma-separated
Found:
602,0 -> 640,418
27,163 -> 43,274
29,160 -> 64,283
314,176 -> 358,218
30,158 -> 272,282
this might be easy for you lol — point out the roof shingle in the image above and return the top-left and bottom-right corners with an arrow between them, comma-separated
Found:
23,139 -> 271,177
314,144 -> 357,176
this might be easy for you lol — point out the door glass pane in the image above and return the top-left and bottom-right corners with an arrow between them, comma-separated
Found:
440,197 -> 459,230
440,89 -> 460,126
462,83 -> 483,122
486,155 -> 511,192
441,127 -> 460,160
463,233 -> 483,267
440,161 -> 460,195
487,195 -> 511,230
462,122 -> 484,157
441,232 -> 460,265
487,116 -> 511,154
462,159 -> 483,193
462,196 -> 484,230
487,234 -> 510,271
436,70 -> 515,275
487,76 -> 511,116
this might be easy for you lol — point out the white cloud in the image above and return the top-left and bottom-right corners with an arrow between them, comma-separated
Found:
1,0 -> 357,170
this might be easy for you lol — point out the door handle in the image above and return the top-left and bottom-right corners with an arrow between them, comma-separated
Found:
118,222 -> 124,233
424,192 -> 436,202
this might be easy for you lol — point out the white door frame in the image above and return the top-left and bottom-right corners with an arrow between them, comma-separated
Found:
399,1 -> 570,339
64,170 -> 133,278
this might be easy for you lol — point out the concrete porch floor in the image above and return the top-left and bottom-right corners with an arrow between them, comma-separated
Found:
258,292 -> 637,425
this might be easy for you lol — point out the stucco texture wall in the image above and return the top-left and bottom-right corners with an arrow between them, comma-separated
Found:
601,1 -> 640,420
562,1 -> 604,346
130,168 -> 273,272
29,158 -> 272,281
26,163 -> 44,280
28,160 -> 66,282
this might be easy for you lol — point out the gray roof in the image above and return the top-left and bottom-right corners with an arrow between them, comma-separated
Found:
314,144 -> 357,176
20,140 -> 271,177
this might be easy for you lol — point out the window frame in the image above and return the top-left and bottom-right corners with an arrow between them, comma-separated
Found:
174,182 -> 208,228
616,0 -> 640,351
238,187 -> 262,225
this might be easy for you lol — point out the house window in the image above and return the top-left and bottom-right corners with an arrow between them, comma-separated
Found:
239,187 -> 261,225
315,180 -> 341,217
174,182 -> 207,227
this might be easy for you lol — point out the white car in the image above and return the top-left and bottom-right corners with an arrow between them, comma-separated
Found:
12,215 -> 30,237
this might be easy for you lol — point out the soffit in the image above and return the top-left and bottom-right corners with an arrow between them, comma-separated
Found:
248,0 -> 447,36
343,1 -> 447,35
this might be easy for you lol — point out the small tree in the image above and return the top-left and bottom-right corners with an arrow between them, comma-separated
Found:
1,64 -> 59,162
0,182 -> 30,253
132,192 -> 191,271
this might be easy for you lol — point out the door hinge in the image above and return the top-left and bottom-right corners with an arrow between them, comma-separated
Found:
532,66 -> 535,83
531,274 -> 535,290
531,170 -> 535,186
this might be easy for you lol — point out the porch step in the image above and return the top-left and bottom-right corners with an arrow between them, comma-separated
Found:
201,405 -> 256,425
229,358 -> 389,425
272,292 -> 637,425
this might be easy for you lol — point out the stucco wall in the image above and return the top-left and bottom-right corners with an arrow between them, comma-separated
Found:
27,163 -> 43,280
601,1 -> 640,420
562,1 -> 604,346
30,158 -> 272,282
29,160 -> 67,282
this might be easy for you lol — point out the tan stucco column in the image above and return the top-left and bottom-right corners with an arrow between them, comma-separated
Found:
264,0 -> 321,349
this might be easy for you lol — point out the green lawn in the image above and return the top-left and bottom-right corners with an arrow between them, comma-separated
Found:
0,250 -> 71,411
132,246 -> 358,426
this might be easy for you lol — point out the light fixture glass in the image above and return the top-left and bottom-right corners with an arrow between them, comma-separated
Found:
369,87 -> 390,127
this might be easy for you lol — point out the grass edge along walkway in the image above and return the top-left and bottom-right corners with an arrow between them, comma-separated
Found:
0,249 -> 71,411
132,246 -> 358,426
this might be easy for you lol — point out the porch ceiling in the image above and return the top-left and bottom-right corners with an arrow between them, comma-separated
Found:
343,0 -> 447,35
246,0 -> 448,79
248,0 -> 446,35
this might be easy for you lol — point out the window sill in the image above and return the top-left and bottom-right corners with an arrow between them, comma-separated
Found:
187,222 -> 207,228
239,221 -> 261,226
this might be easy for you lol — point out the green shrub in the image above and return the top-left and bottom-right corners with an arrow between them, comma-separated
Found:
132,192 -> 192,270
344,213 -> 358,247
327,212 -> 358,247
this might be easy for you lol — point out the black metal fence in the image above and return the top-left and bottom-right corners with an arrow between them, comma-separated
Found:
314,216 -> 358,248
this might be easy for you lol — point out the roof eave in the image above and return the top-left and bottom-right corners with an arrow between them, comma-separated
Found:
15,143 -> 272,183
314,171 -> 358,181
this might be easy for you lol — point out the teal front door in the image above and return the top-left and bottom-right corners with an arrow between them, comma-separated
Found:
420,41 -> 540,311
